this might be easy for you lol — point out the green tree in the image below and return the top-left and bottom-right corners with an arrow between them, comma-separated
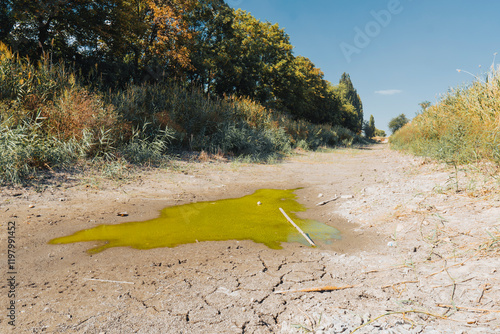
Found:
201,9 -> 347,127
8,0 -> 79,58
374,128 -> 386,137
276,56 -> 336,124
389,114 -> 410,134
364,114 -> 376,138
4,0 -> 198,85
210,9 -> 294,104
183,0 -> 234,90
336,73 -> 363,133
0,0 -> 14,42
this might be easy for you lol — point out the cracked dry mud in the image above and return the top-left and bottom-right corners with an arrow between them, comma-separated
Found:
1,144 -> 499,333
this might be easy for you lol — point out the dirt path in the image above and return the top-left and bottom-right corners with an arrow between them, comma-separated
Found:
1,144 -> 499,333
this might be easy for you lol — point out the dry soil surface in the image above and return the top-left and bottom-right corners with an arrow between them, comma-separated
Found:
1,143 -> 499,334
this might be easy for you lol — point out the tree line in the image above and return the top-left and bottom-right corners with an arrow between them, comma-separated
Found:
0,0 -> 364,133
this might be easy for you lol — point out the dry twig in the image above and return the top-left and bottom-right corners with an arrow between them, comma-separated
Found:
381,280 -> 419,289
363,264 -> 410,274
437,304 -> 500,313
476,283 -> 492,304
316,196 -> 338,206
84,278 -> 135,285
430,276 -> 475,289
425,253 -> 478,278
274,284 -> 360,294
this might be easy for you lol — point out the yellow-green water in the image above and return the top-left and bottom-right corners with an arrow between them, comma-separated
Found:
49,189 -> 340,253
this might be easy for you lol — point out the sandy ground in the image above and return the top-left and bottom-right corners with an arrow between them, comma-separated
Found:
1,143 -> 499,333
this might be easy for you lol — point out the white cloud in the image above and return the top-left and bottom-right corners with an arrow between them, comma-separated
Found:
375,89 -> 402,95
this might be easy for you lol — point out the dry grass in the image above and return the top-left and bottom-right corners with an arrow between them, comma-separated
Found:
391,63 -> 500,166
41,87 -> 121,142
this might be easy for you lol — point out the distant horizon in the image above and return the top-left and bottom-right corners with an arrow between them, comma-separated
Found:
228,0 -> 500,133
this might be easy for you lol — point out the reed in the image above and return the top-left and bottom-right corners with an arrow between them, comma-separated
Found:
391,63 -> 500,165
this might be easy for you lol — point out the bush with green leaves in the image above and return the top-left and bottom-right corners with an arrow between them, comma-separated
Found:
388,114 -> 410,134
212,122 -> 291,159
374,128 -> 386,137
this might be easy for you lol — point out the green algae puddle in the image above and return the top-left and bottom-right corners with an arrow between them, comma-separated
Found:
49,189 -> 340,253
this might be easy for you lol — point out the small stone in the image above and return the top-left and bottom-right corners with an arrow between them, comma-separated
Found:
117,212 -> 129,217
29,204 -> 35,208
334,323 -> 344,332
257,201 -> 262,206
318,193 -> 324,198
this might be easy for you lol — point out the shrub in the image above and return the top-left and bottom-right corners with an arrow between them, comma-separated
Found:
213,122 -> 291,159
120,124 -> 175,165
0,118 -> 84,184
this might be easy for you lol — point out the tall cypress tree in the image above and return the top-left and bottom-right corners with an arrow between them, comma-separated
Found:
339,73 -> 363,133
364,114 -> 376,138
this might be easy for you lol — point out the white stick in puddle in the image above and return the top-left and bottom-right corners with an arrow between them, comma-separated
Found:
279,208 -> 316,247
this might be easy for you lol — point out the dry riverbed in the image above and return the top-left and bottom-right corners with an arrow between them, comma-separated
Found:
1,143 -> 499,333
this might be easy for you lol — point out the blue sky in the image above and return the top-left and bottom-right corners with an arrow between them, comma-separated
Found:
227,0 -> 500,133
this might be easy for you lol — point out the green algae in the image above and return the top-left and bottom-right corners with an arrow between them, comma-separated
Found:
49,189 -> 340,253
